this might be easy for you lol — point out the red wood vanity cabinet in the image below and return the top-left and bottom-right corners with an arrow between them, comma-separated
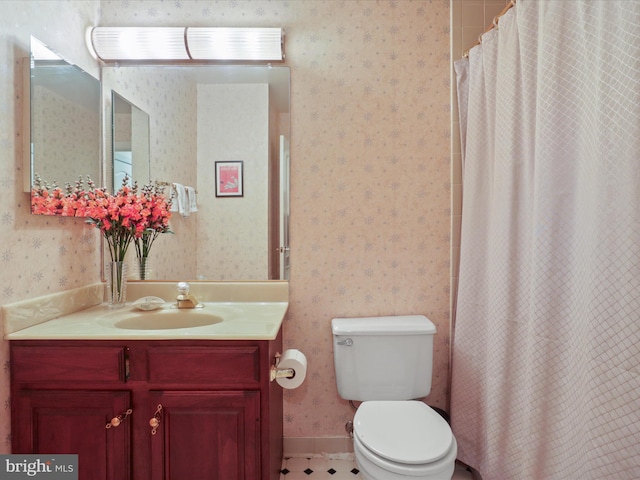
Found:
10,335 -> 283,480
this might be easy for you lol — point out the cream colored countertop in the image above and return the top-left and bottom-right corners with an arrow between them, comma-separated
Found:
3,281 -> 288,341
5,302 -> 287,340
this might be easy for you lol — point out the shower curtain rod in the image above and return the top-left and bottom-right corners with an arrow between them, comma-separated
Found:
462,0 -> 516,58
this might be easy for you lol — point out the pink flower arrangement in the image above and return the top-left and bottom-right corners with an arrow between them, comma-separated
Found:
31,174 -> 89,217
133,182 -> 174,262
31,175 -> 172,263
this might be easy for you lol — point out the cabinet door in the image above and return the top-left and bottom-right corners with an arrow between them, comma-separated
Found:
12,390 -> 132,480
148,390 -> 260,480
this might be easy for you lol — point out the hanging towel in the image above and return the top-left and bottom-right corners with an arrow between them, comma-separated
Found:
171,183 -> 189,217
186,186 -> 198,213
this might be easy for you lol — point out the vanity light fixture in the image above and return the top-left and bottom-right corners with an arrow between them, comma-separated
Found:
87,27 -> 284,62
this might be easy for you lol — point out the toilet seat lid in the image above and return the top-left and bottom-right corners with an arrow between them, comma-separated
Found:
354,401 -> 454,465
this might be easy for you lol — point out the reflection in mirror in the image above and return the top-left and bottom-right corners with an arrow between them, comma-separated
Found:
112,91 -> 150,189
101,65 -> 290,281
29,36 -> 101,215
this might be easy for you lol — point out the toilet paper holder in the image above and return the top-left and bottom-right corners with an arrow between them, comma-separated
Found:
270,352 -> 296,382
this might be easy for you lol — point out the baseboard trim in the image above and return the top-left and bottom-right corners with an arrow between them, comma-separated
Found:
283,437 -> 354,458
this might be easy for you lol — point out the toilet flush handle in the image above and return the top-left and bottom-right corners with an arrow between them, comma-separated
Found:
337,338 -> 353,346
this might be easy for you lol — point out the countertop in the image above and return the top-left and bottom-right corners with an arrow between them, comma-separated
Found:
5,302 -> 288,340
3,281 -> 288,341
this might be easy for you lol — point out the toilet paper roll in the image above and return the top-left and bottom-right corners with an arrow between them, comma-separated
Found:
276,349 -> 307,389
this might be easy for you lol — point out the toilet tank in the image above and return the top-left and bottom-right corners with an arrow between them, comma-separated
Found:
331,315 -> 436,401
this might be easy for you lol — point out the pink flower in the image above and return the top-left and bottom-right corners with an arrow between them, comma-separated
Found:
31,175 -> 173,263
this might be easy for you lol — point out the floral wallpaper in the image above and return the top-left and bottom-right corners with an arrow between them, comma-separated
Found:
0,0 -> 450,451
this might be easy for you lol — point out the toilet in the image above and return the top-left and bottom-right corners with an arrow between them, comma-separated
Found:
332,315 -> 457,480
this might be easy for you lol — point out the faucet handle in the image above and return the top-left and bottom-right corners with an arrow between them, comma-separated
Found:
177,282 -> 190,295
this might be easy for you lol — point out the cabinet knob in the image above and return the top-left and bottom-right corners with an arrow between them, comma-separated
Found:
149,404 -> 163,435
106,408 -> 133,429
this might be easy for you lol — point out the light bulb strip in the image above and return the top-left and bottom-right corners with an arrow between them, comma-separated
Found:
89,27 -> 284,62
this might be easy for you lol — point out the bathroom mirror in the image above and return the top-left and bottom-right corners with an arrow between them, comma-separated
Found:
101,64 -> 290,281
112,91 -> 150,188
28,36 -> 101,213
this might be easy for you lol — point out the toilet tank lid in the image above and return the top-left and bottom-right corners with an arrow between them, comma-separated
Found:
331,315 -> 436,335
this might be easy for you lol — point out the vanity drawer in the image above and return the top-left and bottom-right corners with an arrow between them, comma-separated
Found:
146,345 -> 261,386
11,345 -> 127,384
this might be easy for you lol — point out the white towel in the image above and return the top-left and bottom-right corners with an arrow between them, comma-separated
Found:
186,186 -> 198,213
171,183 -> 189,217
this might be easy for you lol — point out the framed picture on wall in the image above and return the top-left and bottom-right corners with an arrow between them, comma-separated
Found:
215,161 -> 244,197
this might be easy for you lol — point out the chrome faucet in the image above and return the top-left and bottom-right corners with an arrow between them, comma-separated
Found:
176,282 -> 199,308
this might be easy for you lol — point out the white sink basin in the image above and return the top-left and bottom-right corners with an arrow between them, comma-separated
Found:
95,303 -> 249,332
113,308 -> 224,330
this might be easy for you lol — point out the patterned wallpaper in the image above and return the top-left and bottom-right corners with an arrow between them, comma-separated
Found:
278,0 -> 451,437
0,0 -> 450,450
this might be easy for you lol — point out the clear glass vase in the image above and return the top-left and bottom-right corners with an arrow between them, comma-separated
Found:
106,261 -> 128,308
137,256 -> 152,280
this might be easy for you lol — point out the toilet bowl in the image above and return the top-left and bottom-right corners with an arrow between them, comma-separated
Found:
352,401 -> 457,480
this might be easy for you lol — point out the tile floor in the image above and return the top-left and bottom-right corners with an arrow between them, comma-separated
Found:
280,455 -> 474,480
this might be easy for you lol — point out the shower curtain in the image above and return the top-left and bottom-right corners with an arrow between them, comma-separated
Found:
450,1 -> 640,479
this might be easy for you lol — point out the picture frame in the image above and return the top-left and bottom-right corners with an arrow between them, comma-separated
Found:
215,161 -> 244,197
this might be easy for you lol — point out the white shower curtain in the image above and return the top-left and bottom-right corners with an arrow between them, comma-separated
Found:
450,1 -> 640,479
